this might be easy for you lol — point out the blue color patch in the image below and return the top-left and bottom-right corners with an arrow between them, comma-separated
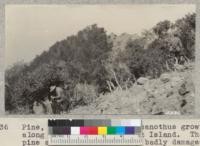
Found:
125,127 -> 135,134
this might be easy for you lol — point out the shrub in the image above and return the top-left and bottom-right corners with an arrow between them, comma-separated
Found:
73,83 -> 97,106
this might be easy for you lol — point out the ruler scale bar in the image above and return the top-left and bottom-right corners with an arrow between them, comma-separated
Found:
48,135 -> 143,145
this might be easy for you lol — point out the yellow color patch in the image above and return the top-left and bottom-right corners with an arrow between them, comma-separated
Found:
98,127 -> 107,135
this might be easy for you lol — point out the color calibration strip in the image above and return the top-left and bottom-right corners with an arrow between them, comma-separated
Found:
48,119 -> 141,135
49,126 -> 139,135
48,119 -> 142,145
48,119 -> 141,127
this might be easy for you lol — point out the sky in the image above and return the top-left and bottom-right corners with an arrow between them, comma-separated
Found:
5,4 -> 195,67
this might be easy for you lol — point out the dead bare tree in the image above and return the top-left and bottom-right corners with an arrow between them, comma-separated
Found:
111,70 -> 122,90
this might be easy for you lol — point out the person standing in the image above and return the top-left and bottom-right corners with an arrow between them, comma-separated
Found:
50,81 -> 69,114
50,85 -> 61,114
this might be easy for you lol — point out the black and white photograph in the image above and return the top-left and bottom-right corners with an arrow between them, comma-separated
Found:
5,4 -> 195,115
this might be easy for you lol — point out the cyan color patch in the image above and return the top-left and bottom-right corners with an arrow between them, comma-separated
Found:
116,126 -> 125,135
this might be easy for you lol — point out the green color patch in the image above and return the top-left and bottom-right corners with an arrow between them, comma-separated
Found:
107,127 -> 116,135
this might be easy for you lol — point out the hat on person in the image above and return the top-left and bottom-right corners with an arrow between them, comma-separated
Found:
50,85 -> 56,92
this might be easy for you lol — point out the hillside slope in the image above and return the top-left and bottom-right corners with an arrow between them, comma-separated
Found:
69,63 -> 194,115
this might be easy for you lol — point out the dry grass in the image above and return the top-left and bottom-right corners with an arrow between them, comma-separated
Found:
69,62 -> 194,115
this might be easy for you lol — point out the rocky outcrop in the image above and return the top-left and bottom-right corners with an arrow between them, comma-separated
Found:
160,73 -> 170,83
137,77 -> 149,85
